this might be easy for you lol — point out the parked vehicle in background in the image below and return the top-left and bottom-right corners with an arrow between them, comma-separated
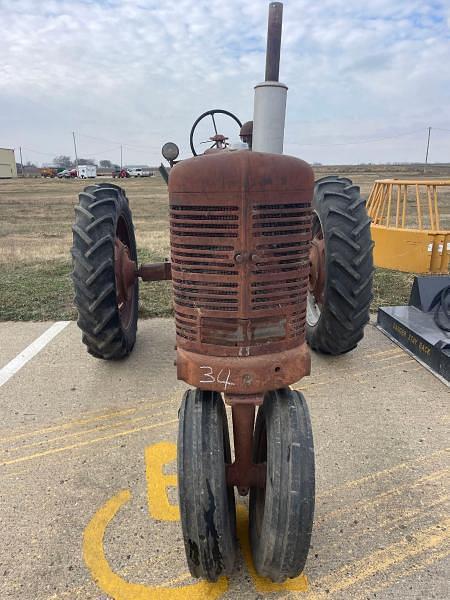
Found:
56,169 -> 77,179
77,165 -> 97,179
127,167 -> 152,177
112,167 -> 130,178
41,167 -> 57,178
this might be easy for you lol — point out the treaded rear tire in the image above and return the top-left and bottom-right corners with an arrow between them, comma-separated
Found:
71,183 -> 138,359
306,176 -> 374,355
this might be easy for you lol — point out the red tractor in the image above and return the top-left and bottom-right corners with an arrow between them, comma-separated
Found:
71,2 -> 373,583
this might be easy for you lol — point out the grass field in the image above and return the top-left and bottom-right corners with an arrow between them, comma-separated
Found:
0,163 -> 448,321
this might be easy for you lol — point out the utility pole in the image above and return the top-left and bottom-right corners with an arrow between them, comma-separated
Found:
120,145 -> 123,169
19,146 -> 24,177
72,131 -> 79,171
424,126 -> 431,173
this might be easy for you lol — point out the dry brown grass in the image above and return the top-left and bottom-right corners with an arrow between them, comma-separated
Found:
0,176 -> 170,265
1,165 -> 449,266
0,164 -> 448,320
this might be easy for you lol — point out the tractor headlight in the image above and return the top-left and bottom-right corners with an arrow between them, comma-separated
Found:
161,142 -> 179,162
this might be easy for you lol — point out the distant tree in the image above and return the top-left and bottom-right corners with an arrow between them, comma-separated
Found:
25,161 -> 37,167
77,157 -> 96,166
99,159 -> 112,168
53,155 -> 73,168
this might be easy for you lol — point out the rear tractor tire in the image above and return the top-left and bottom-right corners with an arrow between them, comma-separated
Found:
307,176 -> 374,355
71,183 -> 138,359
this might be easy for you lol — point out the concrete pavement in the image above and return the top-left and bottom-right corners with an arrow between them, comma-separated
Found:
0,319 -> 448,599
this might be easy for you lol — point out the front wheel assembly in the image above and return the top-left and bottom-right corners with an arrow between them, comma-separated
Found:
178,388 -> 315,583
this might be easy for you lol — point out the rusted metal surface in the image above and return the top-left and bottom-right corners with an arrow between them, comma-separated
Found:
137,261 -> 172,281
224,393 -> 264,406
309,233 -> 325,305
176,339 -> 310,395
240,121 -> 253,138
208,134 -> 229,149
114,239 -> 171,320
265,2 -> 283,82
114,238 -> 137,319
170,150 -> 313,393
239,121 -> 253,150
226,404 -> 266,495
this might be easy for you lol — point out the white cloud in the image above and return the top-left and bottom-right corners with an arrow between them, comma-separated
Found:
0,0 -> 448,165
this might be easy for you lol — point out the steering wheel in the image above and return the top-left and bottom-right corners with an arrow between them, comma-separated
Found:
189,109 -> 242,156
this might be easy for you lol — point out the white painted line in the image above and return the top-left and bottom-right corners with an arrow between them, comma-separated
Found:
0,321 -> 71,388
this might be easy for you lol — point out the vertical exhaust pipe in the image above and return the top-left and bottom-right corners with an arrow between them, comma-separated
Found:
252,2 -> 288,154
265,1 -> 283,82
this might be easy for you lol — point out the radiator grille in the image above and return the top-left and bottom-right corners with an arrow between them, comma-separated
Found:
171,198 -> 311,347
250,203 -> 311,341
175,310 -> 197,342
170,205 -> 239,238
171,205 -> 239,315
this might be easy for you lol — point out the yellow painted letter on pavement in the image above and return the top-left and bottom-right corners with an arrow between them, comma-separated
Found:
146,441 -> 180,521
83,489 -> 228,599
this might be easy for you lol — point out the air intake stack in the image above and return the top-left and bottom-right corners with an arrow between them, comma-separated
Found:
252,2 -> 288,154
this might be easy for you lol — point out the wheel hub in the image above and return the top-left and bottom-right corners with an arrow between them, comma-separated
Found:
309,234 -> 325,305
114,238 -> 137,310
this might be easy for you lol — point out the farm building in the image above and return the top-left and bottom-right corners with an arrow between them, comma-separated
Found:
0,148 -> 17,178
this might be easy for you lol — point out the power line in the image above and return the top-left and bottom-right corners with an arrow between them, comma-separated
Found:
21,147 -> 59,157
77,145 -> 121,156
287,128 -> 426,147
76,132 -> 122,145
76,131 -> 156,153
92,145 -> 121,155
20,143 -> 127,162
18,124 -> 450,161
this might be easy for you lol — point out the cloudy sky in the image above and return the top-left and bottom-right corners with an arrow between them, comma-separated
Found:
1,0 -> 449,166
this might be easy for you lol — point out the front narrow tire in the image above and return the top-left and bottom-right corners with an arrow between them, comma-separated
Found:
249,388 -> 315,582
178,389 -> 237,582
